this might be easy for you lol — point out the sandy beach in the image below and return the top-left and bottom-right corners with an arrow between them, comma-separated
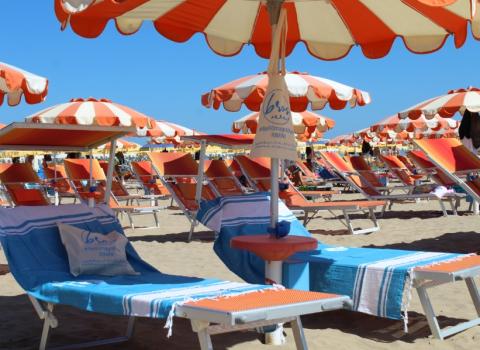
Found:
1,194 -> 479,350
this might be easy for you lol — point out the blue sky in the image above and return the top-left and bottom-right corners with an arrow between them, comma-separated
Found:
1,2 -> 476,140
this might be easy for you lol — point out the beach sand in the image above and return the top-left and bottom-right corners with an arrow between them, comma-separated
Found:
1,194 -> 479,349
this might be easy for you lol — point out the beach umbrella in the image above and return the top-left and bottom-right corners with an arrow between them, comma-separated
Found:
399,87 -> 480,119
326,134 -> 356,147
372,114 -> 459,132
56,1 -> 476,60
232,110 -> 335,138
24,97 -> 155,135
0,62 -> 48,106
203,71 -> 370,112
146,120 -> 205,145
97,138 -> 141,152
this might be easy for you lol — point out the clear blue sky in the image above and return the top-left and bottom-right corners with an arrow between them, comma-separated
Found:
1,2 -> 475,140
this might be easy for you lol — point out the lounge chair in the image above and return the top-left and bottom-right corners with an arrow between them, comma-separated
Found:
235,155 -> 384,235
380,154 -> 425,189
198,192 -> 480,340
148,152 -> 217,241
348,155 -> 391,190
0,204 -> 349,350
63,159 -> 163,229
0,163 -> 50,206
204,159 -> 245,196
320,151 -> 462,216
43,164 -> 77,204
408,150 -> 457,188
414,138 -> 480,207
131,161 -> 171,197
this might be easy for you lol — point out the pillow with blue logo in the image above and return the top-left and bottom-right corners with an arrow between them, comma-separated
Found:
57,222 -> 138,276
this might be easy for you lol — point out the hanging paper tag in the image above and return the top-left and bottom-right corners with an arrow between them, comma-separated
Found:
250,74 -> 297,160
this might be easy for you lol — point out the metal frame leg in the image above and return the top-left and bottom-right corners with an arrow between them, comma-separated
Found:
291,316 -> 308,350
416,285 -> 443,339
191,320 -> 213,350
438,199 -> 448,217
188,220 -> 196,242
466,278 -> 480,316
153,211 -> 160,227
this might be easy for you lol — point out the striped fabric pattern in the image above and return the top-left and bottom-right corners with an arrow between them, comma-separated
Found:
147,120 -> 205,145
371,114 -> 459,133
56,0 -> 477,60
24,97 -> 154,133
203,71 -> 370,112
97,138 -> 141,151
0,62 -> 48,106
233,110 -> 335,141
399,87 -> 480,119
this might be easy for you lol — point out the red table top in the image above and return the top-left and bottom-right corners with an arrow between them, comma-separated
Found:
231,235 -> 318,261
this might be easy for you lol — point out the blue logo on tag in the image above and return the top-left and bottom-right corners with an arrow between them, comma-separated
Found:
262,89 -> 290,126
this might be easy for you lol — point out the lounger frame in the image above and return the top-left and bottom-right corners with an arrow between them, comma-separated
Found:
27,292 -> 350,350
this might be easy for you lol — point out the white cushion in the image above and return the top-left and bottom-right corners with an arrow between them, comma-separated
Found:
58,222 -> 138,277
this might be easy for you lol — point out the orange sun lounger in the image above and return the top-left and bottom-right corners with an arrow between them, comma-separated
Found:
235,155 -> 384,235
320,152 -> 462,216
63,159 -> 163,229
204,159 -> 245,196
148,152 -> 217,241
414,138 -> 480,210
0,163 -> 50,206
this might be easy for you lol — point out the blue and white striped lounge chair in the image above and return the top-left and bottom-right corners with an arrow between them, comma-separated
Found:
0,204 -> 349,350
198,192 -> 480,340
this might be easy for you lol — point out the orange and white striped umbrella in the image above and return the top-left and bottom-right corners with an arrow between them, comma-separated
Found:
203,71 -> 370,112
399,87 -> 480,119
147,120 -> 205,145
0,62 -> 48,106
98,138 -> 141,151
233,110 -> 335,139
371,114 -> 459,132
56,0 -> 476,61
326,134 -> 357,146
25,98 -> 155,134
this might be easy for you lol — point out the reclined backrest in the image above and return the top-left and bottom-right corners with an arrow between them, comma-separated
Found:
296,160 -> 317,178
148,152 -> 215,209
235,155 -> 271,191
398,155 -> 417,174
131,161 -> 170,196
43,164 -> 74,194
415,138 -> 480,173
349,156 -> 385,188
408,150 -> 455,187
204,160 -> 243,196
320,153 -> 381,196
0,163 -> 49,206
380,154 -> 418,186
0,204 -> 152,291
225,159 -> 243,178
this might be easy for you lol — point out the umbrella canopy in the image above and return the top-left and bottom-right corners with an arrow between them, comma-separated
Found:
0,62 -> 48,106
24,97 -> 155,135
233,110 -> 335,139
202,71 -> 370,112
56,0 -> 476,60
98,138 -> 141,151
399,87 -> 480,119
371,114 -> 459,132
147,120 -> 205,145
326,134 -> 357,146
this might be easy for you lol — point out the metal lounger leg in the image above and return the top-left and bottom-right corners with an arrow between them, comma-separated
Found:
188,219 -> 196,242
416,285 -> 443,339
191,320 -> 213,350
291,316 -> 308,350
448,198 -> 458,215
438,199 -> 448,217
127,213 -> 134,229
466,278 -> 480,316
153,211 -> 160,227
343,210 -> 355,235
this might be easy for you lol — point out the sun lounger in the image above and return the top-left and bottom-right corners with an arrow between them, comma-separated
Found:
148,152 -> 217,241
235,155 -> 384,235
204,159 -> 245,196
63,159 -> 163,229
0,204 -> 349,350
0,163 -> 50,206
320,152 -> 462,216
131,161 -> 171,197
43,164 -> 77,204
414,138 -> 480,208
198,192 -> 480,340
380,154 -> 425,189
408,150 -> 457,187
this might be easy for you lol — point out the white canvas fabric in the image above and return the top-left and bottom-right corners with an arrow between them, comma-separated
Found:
58,222 -> 138,277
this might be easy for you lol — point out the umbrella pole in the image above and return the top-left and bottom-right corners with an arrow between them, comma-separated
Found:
270,158 -> 279,229
105,140 -> 117,205
195,140 -> 207,206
